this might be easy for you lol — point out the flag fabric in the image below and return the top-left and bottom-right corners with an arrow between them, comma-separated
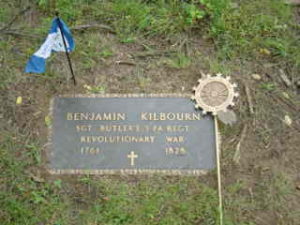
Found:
25,18 -> 75,73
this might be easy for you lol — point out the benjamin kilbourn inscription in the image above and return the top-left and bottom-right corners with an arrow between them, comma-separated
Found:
48,94 -> 216,175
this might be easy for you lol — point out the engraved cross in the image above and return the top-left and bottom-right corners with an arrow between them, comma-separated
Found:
127,151 -> 138,166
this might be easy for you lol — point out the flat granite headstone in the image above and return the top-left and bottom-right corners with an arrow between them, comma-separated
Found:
47,94 -> 216,175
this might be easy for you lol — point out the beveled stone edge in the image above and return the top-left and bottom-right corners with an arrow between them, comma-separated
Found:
55,93 -> 191,98
48,169 -> 208,176
45,97 -> 55,165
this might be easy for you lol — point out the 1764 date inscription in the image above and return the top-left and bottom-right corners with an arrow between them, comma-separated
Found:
47,94 -> 216,175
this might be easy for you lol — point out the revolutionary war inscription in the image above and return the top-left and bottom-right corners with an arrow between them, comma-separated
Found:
48,94 -> 216,175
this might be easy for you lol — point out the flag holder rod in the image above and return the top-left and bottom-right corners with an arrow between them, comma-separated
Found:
214,115 -> 223,225
55,13 -> 77,87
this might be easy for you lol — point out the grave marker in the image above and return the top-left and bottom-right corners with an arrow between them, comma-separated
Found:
47,94 -> 216,175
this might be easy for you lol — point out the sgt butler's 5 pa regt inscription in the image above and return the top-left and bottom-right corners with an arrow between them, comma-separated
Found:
47,94 -> 216,175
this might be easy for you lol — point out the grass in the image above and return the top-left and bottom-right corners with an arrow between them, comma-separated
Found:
0,132 -> 68,225
77,178 -> 219,225
167,53 -> 191,69
1,130 -> 295,224
82,0 -> 209,38
1,0 -> 300,224
30,0 -> 300,68
35,0 -> 224,38
33,0 -> 300,66
0,132 -> 222,224
211,0 -> 300,65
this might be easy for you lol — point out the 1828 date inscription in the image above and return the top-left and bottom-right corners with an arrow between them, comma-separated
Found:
48,94 -> 216,175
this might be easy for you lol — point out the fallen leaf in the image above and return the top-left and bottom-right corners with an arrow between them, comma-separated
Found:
251,74 -> 262,81
217,110 -> 237,126
259,48 -> 271,55
83,84 -> 92,90
283,115 -> 292,127
282,92 -> 290,99
45,116 -> 52,127
16,96 -> 22,105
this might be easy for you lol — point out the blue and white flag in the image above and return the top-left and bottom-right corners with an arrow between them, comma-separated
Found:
25,18 -> 75,73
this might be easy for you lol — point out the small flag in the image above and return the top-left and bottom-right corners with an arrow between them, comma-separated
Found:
25,18 -> 75,73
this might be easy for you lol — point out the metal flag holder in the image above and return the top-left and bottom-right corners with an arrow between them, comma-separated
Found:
191,73 -> 239,225
55,12 -> 77,97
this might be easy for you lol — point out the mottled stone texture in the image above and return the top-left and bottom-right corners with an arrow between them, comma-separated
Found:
48,95 -> 216,174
